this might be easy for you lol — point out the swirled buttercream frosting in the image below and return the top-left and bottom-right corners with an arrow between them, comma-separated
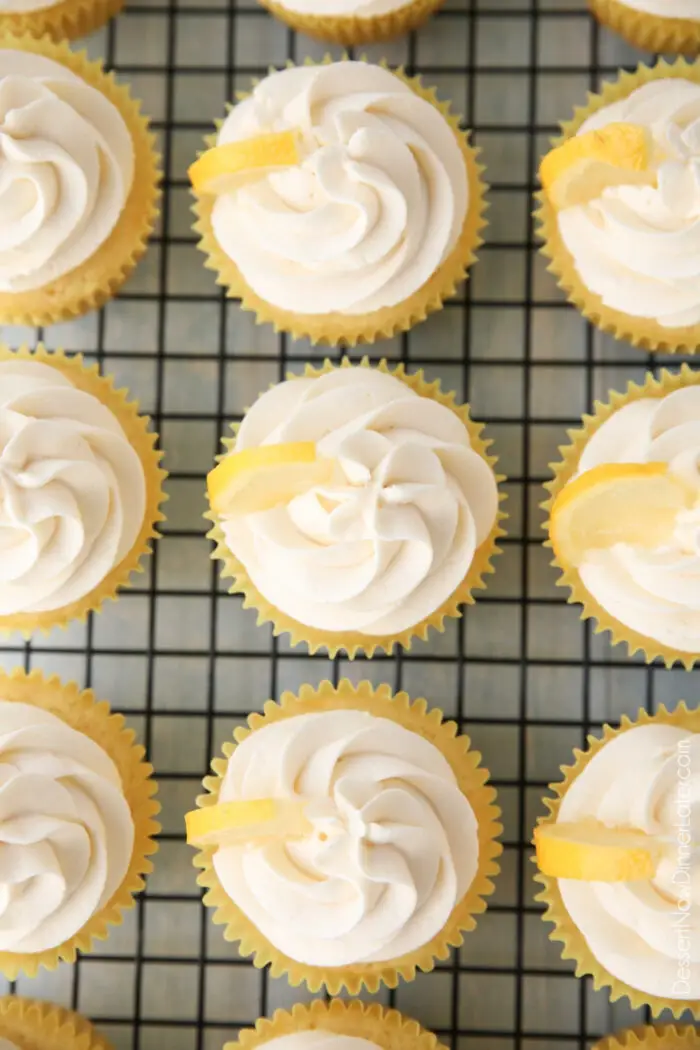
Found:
615,0 -> 700,17
0,358 -> 146,616
557,78 -> 700,328
0,50 -> 134,292
213,709 -> 479,966
210,61 -> 468,315
220,366 -> 499,636
0,699 -> 134,954
257,1036 -> 380,1050
557,722 -> 699,998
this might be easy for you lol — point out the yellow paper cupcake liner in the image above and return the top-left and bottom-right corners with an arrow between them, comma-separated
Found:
1,0 -> 123,44
256,0 -> 444,46
536,58 -> 700,355
194,678 -> 503,995
207,356 -> 507,659
593,1026 -> 700,1050
0,996 -> 112,1050
0,34 -> 160,327
0,344 -> 167,638
543,364 -> 700,670
0,667 -> 160,980
534,702 -> 700,1017
226,999 -> 449,1050
193,58 -> 488,346
589,0 -> 700,55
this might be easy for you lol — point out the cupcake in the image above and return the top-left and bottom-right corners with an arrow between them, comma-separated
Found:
544,366 -> 700,668
1,0 -> 122,43
187,679 -> 502,994
256,0 -> 444,46
536,60 -> 700,354
592,1027 -> 700,1050
0,344 -> 166,637
0,997 -> 112,1050
207,358 -> 505,658
0,667 -> 159,979
533,704 -> 699,1014
224,1000 -> 447,1050
588,0 -> 700,55
0,34 -> 160,326
191,59 -> 487,346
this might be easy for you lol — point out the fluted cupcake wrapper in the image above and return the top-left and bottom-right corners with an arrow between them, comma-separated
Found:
534,703 -> 700,1017
0,668 -> 160,980
0,344 -> 168,638
227,1000 -> 449,1050
543,364 -> 700,669
256,0 -> 444,45
0,996 -> 112,1050
193,679 -> 503,995
589,0 -> 700,55
192,58 -> 488,347
206,356 -> 507,658
1,0 -> 123,43
593,1026 -> 700,1050
536,58 -> 700,355
0,34 -> 160,326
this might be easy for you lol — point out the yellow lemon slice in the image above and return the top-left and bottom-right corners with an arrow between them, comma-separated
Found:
534,820 -> 661,881
189,130 -> 300,195
185,798 -> 312,848
208,442 -> 336,517
540,122 -> 654,210
550,462 -> 692,571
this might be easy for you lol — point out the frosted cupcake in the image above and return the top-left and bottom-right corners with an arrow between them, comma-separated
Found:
0,345 -> 166,637
544,366 -> 700,668
533,705 -> 699,1014
191,60 -> 486,346
592,1027 -> 700,1050
537,62 -> 700,353
257,0 -> 444,45
589,0 -> 700,55
187,680 -> 502,994
0,35 -> 160,326
207,359 -> 504,658
0,997 -> 112,1050
0,667 -> 159,978
1,0 -> 122,42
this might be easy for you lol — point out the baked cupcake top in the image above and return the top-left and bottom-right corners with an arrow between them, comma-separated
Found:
0,699 -> 134,955
212,708 -> 479,967
200,61 -> 468,316
0,49 -> 133,293
0,358 -> 146,616
216,366 -> 498,637
560,386 -> 700,653
555,722 -> 699,999
548,78 -> 700,328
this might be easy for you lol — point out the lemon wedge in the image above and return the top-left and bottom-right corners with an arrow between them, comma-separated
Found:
185,798 -> 312,848
534,820 -> 661,881
550,462 -> 692,571
208,442 -> 336,517
540,122 -> 654,210
189,130 -> 300,195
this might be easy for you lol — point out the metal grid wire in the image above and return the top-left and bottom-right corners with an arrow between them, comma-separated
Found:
0,3 -> 698,1049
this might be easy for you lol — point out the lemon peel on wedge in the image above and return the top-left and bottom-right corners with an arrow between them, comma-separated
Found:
189,130 -> 301,195
185,798 -> 312,848
534,820 -> 661,881
540,122 -> 655,210
550,462 -> 693,571
208,442 -> 336,517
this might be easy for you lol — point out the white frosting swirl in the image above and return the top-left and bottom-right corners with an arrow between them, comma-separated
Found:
221,367 -> 499,636
557,723 -> 700,999
0,358 -> 146,616
260,1036 -> 380,1050
0,51 -> 133,293
557,79 -> 700,328
0,700 -> 134,954
0,0 -> 59,12
211,62 -> 468,316
570,386 -> 700,653
617,0 -> 700,17
273,0 -> 412,19
213,709 -> 479,967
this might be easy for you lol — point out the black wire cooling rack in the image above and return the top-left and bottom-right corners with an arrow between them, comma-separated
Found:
0,3 -> 698,1048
